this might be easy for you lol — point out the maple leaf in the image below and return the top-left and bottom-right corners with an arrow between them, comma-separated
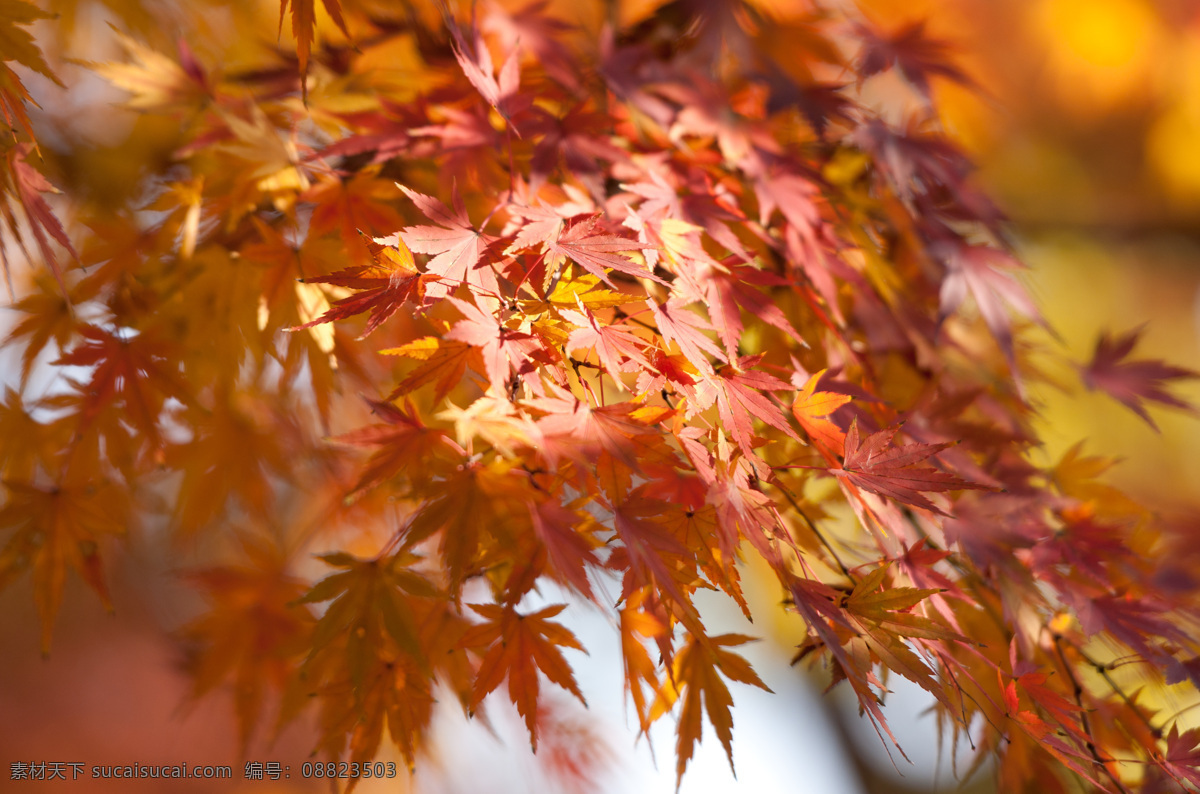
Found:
482,0 -> 579,91
303,172 -> 405,264
0,477 -> 130,653
0,62 -> 37,149
381,336 -> 479,404
0,3 -> 60,84
528,499 -> 601,598
403,460 -> 534,599
459,602 -> 586,749
648,298 -> 726,374
92,32 -> 210,114
240,220 -> 344,419
311,652 -> 436,774
754,171 -> 821,233
540,273 -> 641,311
675,260 -> 805,358
321,99 -> 420,164
1006,645 -> 1088,748
0,387 -> 69,481
652,633 -> 771,789
4,145 -> 78,296
619,588 -> 668,735
525,385 -> 668,470
505,201 -> 567,257
527,106 -> 627,197
300,550 -> 437,668
542,217 -> 664,290
3,272 -> 82,385
760,69 -> 852,138
279,0 -> 349,87
180,538 -> 314,753
445,296 -> 539,395
610,490 -> 702,622
637,347 -> 701,403
830,421 -> 988,515
53,324 -> 191,447
328,397 -> 456,499
297,550 -> 441,768
999,658 -> 1103,787
1080,326 -> 1198,431
291,236 -> 427,338
842,564 -> 966,709
851,117 -> 975,205
437,391 -> 541,459
206,105 -> 310,201
1159,725 -> 1200,789
855,19 -> 971,96
0,1 -> 62,142
693,355 -> 798,456
398,185 -> 499,303
792,369 -> 852,459
560,305 -> 652,380
168,392 -> 298,536
659,499 -> 747,611
934,240 -> 1041,365
445,23 -> 523,127
1072,593 -> 1189,670
705,456 -> 785,562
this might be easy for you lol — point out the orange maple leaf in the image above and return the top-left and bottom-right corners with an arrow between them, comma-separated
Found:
652,633 -> 772,789
279,0 -> 349,89
0,477 -> 129,653
459,602 -> 586,749
791,368 -> 852,459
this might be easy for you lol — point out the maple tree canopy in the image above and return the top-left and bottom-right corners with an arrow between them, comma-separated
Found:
2,1 -> 1200,791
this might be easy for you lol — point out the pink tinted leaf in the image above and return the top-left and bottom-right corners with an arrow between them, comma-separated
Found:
1080,326 -> 1198,431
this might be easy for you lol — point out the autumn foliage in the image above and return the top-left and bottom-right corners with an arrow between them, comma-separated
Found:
4,0 -> 1200,791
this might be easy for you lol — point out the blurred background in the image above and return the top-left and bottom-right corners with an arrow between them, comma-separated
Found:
3,0 -> 1200,791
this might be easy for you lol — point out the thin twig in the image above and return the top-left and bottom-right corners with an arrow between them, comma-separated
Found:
1052,633 -> 1133,794
767,477 -> 852,580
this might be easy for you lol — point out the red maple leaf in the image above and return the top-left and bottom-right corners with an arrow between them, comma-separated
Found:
526,105 -> 627,196
444,18 -> 524,126
855,19 -> 971,96
524,384 -> 665,470
851,118 -> 979,207
933,240 -> 1040,365
319,99 -> 420,164
291,236 -> 426,338
609,491 -> 700,621
831,421 -> 987,515
693,355 -> 797,456
444,296 -> 538,395
1080,327 -> 1198,431
6,145 -> 78,296
675,260 -> 804,361
1160,725 -> 1200,789
648,298 -> 725,373
398,185 -> 499,303
561,306 -> 652,377
53,324 -> 190,446
506,201 -> 567,254
528,499 -> 600,599
753,171 -> 821,232
329,397 -> 456,498
482,0 -> 579,91
543,217 -> 664,289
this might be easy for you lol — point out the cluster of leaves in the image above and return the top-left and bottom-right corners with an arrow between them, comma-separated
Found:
3,1 -> 1200,791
